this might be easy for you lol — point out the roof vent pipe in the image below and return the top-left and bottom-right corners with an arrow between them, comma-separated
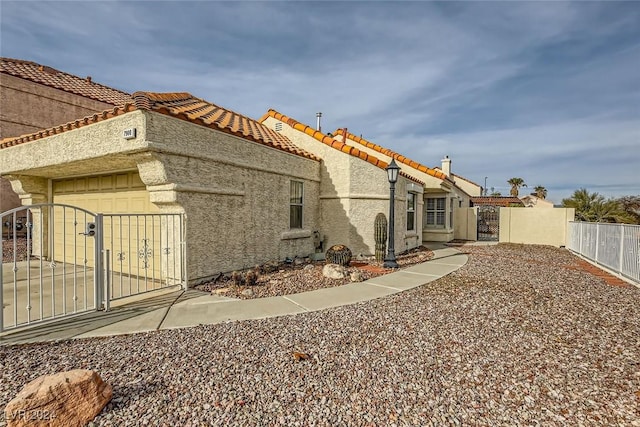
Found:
316,112 -> 322,132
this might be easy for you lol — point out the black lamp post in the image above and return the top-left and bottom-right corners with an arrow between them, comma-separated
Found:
384,159 -> 400,269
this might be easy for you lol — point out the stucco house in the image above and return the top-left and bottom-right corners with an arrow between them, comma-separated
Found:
2,57 -> 486,286
324,128 -> 479,242
0,92 -> 325,282
259,111 -> 424,255
0,57 -> 132,213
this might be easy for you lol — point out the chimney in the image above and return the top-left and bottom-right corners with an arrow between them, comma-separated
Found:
316,112 -> 322,132
441,155 -> 451,177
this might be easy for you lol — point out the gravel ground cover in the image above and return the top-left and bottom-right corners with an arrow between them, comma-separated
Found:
1,243 -> 639,426
1,237 -> 30,263
196,247 -> 434,299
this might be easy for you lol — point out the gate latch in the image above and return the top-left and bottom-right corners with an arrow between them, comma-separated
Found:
79,222 -> 96,237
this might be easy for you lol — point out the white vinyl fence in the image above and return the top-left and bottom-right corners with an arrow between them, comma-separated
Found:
567,221 -> 640,284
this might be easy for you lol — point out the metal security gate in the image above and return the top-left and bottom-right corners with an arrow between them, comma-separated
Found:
478,206 -> 500,241
101,213 -> 186,311
1,204 -> 186,332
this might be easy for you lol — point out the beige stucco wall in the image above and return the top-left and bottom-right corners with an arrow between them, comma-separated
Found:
499,207 -> 575,247
452,176 -> 482,197
0,111 -> 148,178
0,111 -> 323,282
263,117 -> 422,255
140,112 -> 321,281
340,134 -> 470,243
454,207 -> 478,241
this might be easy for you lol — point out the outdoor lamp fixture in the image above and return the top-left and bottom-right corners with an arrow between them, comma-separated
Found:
384,159 -> 400,269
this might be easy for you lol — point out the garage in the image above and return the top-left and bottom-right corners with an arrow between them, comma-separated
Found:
51,171 -> 162,279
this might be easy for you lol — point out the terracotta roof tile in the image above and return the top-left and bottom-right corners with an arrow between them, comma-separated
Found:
259,110 -> 424,185
132,93 -> 318,161
0,104 -> 137,148
1,57 -> 132,106
470,197 -> 524,207
1,92 -> 320,162
333,129 -> 449,182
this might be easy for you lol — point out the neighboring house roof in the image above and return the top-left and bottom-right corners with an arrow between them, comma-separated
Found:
0,92 -> 320,161
334,129 -> 447,181
470,196 -> 524,207
1,57 -> 132,106
520,194 -> 554,207
259,110 -> 424,185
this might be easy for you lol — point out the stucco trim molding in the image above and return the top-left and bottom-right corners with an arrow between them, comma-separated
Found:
146,183 -> 245,197
280,229 -> 312,240
319,194 -> 391,201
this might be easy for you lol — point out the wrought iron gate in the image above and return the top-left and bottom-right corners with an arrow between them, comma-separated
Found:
477,206 -> 500,241
1,204 -> 186,332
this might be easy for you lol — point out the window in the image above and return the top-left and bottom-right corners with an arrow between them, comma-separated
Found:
290,181 -> 303,229
407,192 -> 416,231
425,197 -> 446,228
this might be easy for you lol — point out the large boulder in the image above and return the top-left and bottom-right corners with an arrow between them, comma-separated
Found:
322,263 -> 347,279
4,369 -> 112,427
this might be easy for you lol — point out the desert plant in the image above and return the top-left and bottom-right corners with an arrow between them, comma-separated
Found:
231,271 -> 244,286
244,269 -> 259,286
325,244 -> 352,266
374,213 -> 387,262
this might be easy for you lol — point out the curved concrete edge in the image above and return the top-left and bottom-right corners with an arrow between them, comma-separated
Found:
1,245 -> 467,344
158,245 -> 468,331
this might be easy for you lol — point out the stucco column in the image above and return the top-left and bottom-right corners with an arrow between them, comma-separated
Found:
5,175 -> 50,258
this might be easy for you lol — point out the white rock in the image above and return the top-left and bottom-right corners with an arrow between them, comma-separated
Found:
350,270 -> 364,282
322,264 -> 347,279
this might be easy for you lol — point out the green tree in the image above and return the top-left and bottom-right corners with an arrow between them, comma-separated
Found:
532,185 -> 547,199
562,188 -> 633,223
616,196 -> 640,224
490,191 -> 502,197
507,177 -> 527,197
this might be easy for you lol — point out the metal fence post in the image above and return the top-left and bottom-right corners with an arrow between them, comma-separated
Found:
595,222 -> 600,263
579,222 -> 583,254
104,249 -> 111,312
94,214 -> 103,311
619,225 -> 625,274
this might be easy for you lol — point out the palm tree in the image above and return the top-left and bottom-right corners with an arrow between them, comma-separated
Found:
532,185 -> 547,199
562,188 -> 632,223
507,178 -> 527,197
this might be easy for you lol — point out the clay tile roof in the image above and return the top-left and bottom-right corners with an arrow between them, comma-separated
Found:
133,92 -> 318,161
1,92 -> 319,162
258,110 -> 424,185
1,57 -> 132,106
0,104 -> 137,149
470,196 -> 524,207
333,129 -> 448,182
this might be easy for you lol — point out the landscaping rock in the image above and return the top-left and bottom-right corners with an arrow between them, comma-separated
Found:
350,270 -> 364,282
322,263 -> 347,279
4,369 -> 112,427
241,288 -> 254,297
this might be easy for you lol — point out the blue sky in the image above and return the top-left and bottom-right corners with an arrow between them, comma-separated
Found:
2,1 -> 638,202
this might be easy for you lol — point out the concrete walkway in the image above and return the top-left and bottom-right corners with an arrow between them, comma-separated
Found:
0,244 -> 467,346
